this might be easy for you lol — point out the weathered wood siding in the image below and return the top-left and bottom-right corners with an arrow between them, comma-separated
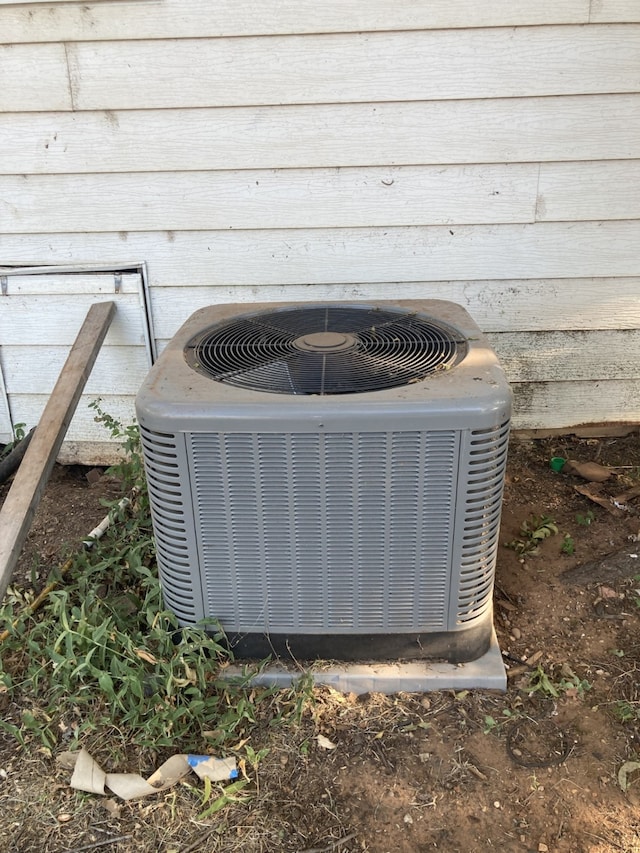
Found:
0,271 -> 151,458
1,0 -> 639,457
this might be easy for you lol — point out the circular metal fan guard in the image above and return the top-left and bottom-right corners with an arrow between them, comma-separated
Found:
184,305 -> 467,395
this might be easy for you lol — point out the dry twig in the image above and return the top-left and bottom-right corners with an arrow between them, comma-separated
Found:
300,830 -> 358,853
61,836 -> 132,853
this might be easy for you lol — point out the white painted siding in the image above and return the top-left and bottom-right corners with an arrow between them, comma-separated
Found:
591,1 -> 640,23
0,43 -> 72,111
62,27 -> 640,110
146,279 -> 640,337
4,223 -> 640,284
0,166 -> 540,232
0,272 -> 151,459
4,161 -> 640,233
537,161 -> 640,221
0,1 -> 595,42
3,97 -> 639,175
0,364 -> 11,443
1,4 -> 639,454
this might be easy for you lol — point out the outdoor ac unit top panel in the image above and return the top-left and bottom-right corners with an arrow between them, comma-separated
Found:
136,300 -> 511,434
136,300 -> 512,663
184,302 -> 467,395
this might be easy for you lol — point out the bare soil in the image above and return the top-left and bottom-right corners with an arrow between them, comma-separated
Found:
2,434 -> 640,853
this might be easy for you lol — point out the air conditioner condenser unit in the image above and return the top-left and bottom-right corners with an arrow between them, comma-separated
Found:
136,300 -> 511,666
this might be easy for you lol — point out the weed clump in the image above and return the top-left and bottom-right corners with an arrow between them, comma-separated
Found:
0,409 -> 276,758
505,514 -> 559,559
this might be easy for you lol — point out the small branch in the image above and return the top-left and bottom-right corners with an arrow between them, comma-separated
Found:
180,830 -> 214,853
582,831 -> 625,850
300,831 -> 358,853
62,835 -> 132,853
0,427 -> 35,486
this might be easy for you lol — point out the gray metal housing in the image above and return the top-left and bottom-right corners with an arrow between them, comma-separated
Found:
136,300 -> 511,662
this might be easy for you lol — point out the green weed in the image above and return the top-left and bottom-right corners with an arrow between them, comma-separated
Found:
483,708 -> 520,735
197,778 -> 251,820
614,701 -> 640,724
1,422 -> 27,460
505,514 -> 559,559
0,408 -> 302,764
524,664 -> 591,699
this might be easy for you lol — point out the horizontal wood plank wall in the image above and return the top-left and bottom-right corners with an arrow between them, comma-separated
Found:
10,394 -> 136,444
146,279 -> 640,337
3,161 -> 640,232
536,161 -> 640,220
7,26 -> 640,113
0,1 -> 595,42
1,346 -> 149,395
3,96 -> 639,175
512,381 -> 640,429
0,0 -> 635,42
1,6 -> 639,444
4,223 -> 640,283
591,1 -> 640,23
1,295 -> 145,346
0,44 -> 72,112
0,166 -> 540,232
0,274 -> 149,453
63,27 -> 640,110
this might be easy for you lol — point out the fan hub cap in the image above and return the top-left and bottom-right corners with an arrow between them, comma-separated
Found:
293,331 -> 356,353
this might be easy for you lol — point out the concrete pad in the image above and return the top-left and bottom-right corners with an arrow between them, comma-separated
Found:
226,628 -> 506,694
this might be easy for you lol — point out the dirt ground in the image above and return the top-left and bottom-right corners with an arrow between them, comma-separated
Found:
2,433 -> 640,853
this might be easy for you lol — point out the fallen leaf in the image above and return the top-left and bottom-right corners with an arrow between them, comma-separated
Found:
618,761 -> 640,792
613,485 -> 640,504
317,734 -> 337,750
101,798 -> 122,819
56,751 -> 79,770
135,649 -> 159,665
563,460 -> 612,482
598,585 -> 621,600
574,485 -> 625,517
183,663 -> 197,685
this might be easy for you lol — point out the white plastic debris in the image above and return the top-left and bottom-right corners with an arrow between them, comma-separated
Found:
61,748 -> 237,801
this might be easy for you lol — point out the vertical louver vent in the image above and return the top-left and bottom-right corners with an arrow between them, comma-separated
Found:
457,421 -> 510,623
139,425 -> 198,623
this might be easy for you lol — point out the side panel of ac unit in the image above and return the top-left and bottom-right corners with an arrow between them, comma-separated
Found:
140,421 -> 509,662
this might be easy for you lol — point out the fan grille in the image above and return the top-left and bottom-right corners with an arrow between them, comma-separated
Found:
185,305 -> 466,395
